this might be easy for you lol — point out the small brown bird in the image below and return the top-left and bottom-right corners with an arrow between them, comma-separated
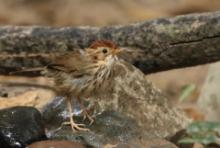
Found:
44,40 -> 123,132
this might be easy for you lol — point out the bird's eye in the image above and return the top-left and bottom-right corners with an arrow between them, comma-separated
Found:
102,48 -> 108,54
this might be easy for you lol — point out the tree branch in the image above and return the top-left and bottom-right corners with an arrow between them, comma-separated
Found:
1,11 -> 220,75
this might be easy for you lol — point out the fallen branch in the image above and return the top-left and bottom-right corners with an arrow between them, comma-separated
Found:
1,11 -> 220,75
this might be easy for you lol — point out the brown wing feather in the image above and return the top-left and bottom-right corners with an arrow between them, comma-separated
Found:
47,50 -> 92,77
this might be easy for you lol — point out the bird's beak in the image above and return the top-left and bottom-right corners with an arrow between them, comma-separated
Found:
113,48 -> 123,55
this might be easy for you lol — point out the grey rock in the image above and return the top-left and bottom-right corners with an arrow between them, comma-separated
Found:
42,61 -> 190,147
0,106 -> 46,148
198,62 -> 220,121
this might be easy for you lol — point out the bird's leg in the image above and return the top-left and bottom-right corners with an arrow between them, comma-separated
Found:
62,96 -> 89,132
77,97 -> 94,125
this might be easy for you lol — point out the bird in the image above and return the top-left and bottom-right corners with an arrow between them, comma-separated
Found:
10,40 -> 124,132
43,40 -> 123,132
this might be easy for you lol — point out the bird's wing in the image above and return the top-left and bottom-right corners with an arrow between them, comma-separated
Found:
47,50 -> 91,77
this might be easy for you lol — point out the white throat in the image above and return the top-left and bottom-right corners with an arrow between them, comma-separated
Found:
105,55 -> 118,67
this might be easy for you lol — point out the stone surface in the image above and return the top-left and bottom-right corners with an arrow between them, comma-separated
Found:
27,140 -> 86,148
42,61 -> 190,147
198,62 -> 220,121
102,139 -> 178,148
192,143 -> 205,148
27,139 -> 177,148
0,106 -> 46,148
44,110 -> 142,147
125,139 -> 178,148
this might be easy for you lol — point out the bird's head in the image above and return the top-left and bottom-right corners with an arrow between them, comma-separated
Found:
86,40 -> 122,62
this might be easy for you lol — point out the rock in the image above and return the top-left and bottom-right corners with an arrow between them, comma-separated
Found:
0,134 -> 11,148
44,109 -> 143,147
0,106 -> 46,148
198,62 -> 220,121
42,61 -> 190,147
96,61 -> 190,137
145,139 -> 178,148
168,129 -> 193,148
27,140 -> 86,148
192,143 -> 205,148
119,139 -> 178,148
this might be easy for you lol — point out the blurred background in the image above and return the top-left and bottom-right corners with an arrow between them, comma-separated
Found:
1,0 -> 220,120
1,0 -> 220,26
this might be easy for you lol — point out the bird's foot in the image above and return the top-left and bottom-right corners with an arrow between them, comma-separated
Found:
82,109 -> 95,125
62,120 -> 90,132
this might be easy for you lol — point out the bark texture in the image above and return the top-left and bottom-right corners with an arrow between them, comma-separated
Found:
1,11 -> 220,75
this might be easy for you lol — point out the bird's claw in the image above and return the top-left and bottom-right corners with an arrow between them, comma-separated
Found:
62,121 -> 90,132
82,110 -> 95,125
